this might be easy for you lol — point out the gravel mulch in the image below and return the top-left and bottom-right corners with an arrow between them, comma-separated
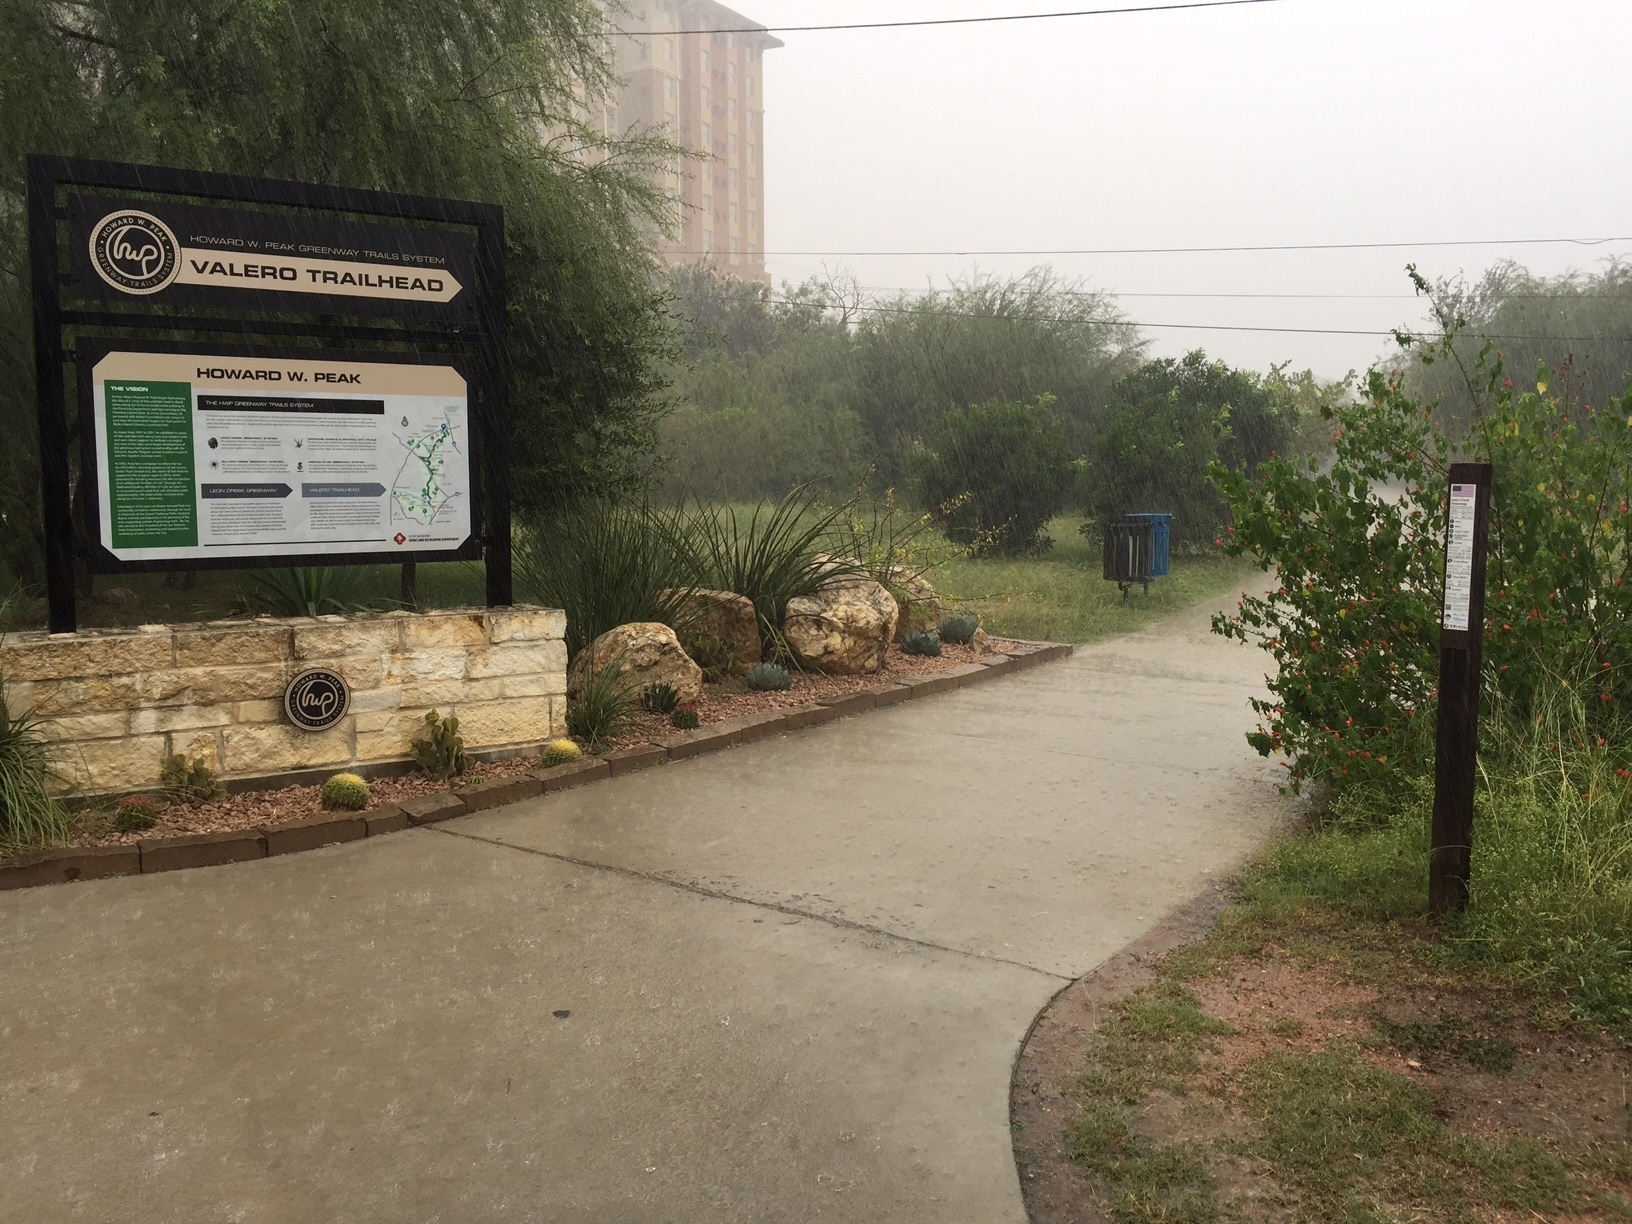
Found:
56,638 -> 1017,852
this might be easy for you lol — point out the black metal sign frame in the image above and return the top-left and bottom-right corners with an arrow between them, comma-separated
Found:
28,154 -> 510,632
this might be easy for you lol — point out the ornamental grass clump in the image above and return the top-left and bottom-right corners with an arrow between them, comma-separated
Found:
0,702 -> 67,849
320,772 -> 370,811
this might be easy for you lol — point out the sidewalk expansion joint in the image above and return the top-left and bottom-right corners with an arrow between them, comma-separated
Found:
429,825 -> 1071,981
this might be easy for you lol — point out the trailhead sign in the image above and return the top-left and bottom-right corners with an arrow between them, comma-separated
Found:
92,351 -> 470,562
28,155 -> 508,631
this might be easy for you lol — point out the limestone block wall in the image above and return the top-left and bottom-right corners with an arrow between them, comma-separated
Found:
0,606 -> 567,795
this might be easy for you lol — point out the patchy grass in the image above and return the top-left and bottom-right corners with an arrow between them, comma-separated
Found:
1030,866 -> 1632,1224
932,516 -> 1251,645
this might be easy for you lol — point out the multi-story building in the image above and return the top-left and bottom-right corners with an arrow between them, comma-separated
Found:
610,1 -> 781,284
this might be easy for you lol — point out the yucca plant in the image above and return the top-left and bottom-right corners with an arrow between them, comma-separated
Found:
514,499 -> 698,658
244,566 -> 379,617
680,486 -> 864,643
567,652 -> 639,748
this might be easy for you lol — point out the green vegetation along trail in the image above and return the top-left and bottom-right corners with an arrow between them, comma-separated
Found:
0,593 -> 1287,1222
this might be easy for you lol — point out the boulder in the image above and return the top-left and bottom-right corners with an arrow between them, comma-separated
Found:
782,576 -> 899,675
567,622 -> 703,702
669,588 -> 761,676
882,567 -> 943,641
969,627 -> 993,657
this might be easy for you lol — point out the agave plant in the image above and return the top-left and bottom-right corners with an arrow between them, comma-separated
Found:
746,661 -> 791,692
901,630 -> 942,657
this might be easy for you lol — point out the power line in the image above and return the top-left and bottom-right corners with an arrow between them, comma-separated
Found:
828,299 -> 1621,343
682,235 -> 1632,257
611,0 -> 1279,37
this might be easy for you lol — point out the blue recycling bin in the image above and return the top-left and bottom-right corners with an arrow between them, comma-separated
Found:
1103,512 -> 1174,597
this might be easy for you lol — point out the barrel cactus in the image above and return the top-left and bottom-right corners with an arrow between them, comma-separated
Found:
114,795 -> 161,832
542,739 -> 583,767
902,630 -> 942,657
939,613 -> 979,645
321,772 -> 370,811
746,662 -> 791,692
670,706 -> 701,730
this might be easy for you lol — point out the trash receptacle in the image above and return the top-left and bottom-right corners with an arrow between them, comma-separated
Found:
1103,513 -> 1173,597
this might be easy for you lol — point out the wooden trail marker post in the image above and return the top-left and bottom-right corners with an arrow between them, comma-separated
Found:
1429,462 -> 1494,916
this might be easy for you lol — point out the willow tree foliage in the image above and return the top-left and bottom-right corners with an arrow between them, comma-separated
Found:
0,0 -> 678,587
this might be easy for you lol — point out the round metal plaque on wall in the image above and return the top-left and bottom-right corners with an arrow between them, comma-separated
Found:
284,668 -> 351,732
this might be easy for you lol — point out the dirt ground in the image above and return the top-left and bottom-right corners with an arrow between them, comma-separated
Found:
1011,889 -> 1632,1223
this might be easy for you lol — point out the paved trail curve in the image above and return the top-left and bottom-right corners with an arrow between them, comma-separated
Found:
0,596 -> 1284,1222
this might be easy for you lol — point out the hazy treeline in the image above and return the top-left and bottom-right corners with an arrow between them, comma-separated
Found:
660,266 -> 1345,551
1405,260 -> 1632,423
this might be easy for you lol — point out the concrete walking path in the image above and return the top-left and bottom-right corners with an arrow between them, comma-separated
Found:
0,596 -> 1285,1222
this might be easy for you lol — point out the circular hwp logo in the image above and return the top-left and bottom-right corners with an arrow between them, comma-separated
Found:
284,667 -> 351,733
88,209 -> 180,295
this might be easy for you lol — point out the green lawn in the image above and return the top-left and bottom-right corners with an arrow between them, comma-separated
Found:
930,516 -> 1252,645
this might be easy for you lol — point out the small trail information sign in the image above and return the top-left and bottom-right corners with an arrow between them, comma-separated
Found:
91,351 -> 471,562
1441,482 -> 1479,631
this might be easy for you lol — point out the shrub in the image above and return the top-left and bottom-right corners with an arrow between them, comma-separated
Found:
746,662 -> 790,692
670,705 -> 700,730
0,701 -> 67,848
161,754 -> 225,805
542,739 -> 583,767
680,627 -> 742,682
567,653 -> 638,747
909,396 -> 1078,555
1211,341 -> 1632,799
113,795 -> 161,833
320,772 -> 370,811
640,682 -> 681,715
411,711 -> 469,782
939,613 -> 979,645
901,630 -> 942,657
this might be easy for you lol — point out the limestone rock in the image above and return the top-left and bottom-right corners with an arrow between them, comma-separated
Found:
782,576 -> 899,675
670,589 -> 761,676
882,567 -> 943,641
970,627 -> 993,657
567,622 -> 703,701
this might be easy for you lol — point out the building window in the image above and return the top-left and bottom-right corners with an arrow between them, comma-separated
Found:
701,85 -> 710,108
728,98 -> 737,121
701,50 -> 709,72
703,230 -> 713,252
730,168 -> 738,189
747,73 -> 755,95
701,122 -> 710,145
664,38 -> 675,61
604,105 -> 616,133
730,235 -> 739,255
748,111 -> 757,132
749,210 -> 757,231
727,62 -> 736,86
748,143 -> 757,164
730,202 -> 739,224
748,176 -> 757,196
703,193 -> 712,213
664,77 -> 676,99
728,133 -> 737,156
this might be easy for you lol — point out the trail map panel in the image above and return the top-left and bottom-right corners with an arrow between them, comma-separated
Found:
91,351 -> 470,562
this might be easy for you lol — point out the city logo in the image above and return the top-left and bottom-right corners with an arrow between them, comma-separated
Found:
283,667 -> 351,733
393,533 -> 407,545
87,209 -> 180,295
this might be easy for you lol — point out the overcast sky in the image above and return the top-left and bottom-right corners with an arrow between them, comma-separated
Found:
752,0 -> 1632,378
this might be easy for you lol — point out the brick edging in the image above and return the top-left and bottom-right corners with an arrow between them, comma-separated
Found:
1,642 -> 1072,891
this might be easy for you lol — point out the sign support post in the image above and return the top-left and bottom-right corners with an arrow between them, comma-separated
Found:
1429,461 -> 1493,917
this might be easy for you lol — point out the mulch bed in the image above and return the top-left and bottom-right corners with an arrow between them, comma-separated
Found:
59,638 -> 1014,851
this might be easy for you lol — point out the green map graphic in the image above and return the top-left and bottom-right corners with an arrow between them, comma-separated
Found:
391,413 -> 463,525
